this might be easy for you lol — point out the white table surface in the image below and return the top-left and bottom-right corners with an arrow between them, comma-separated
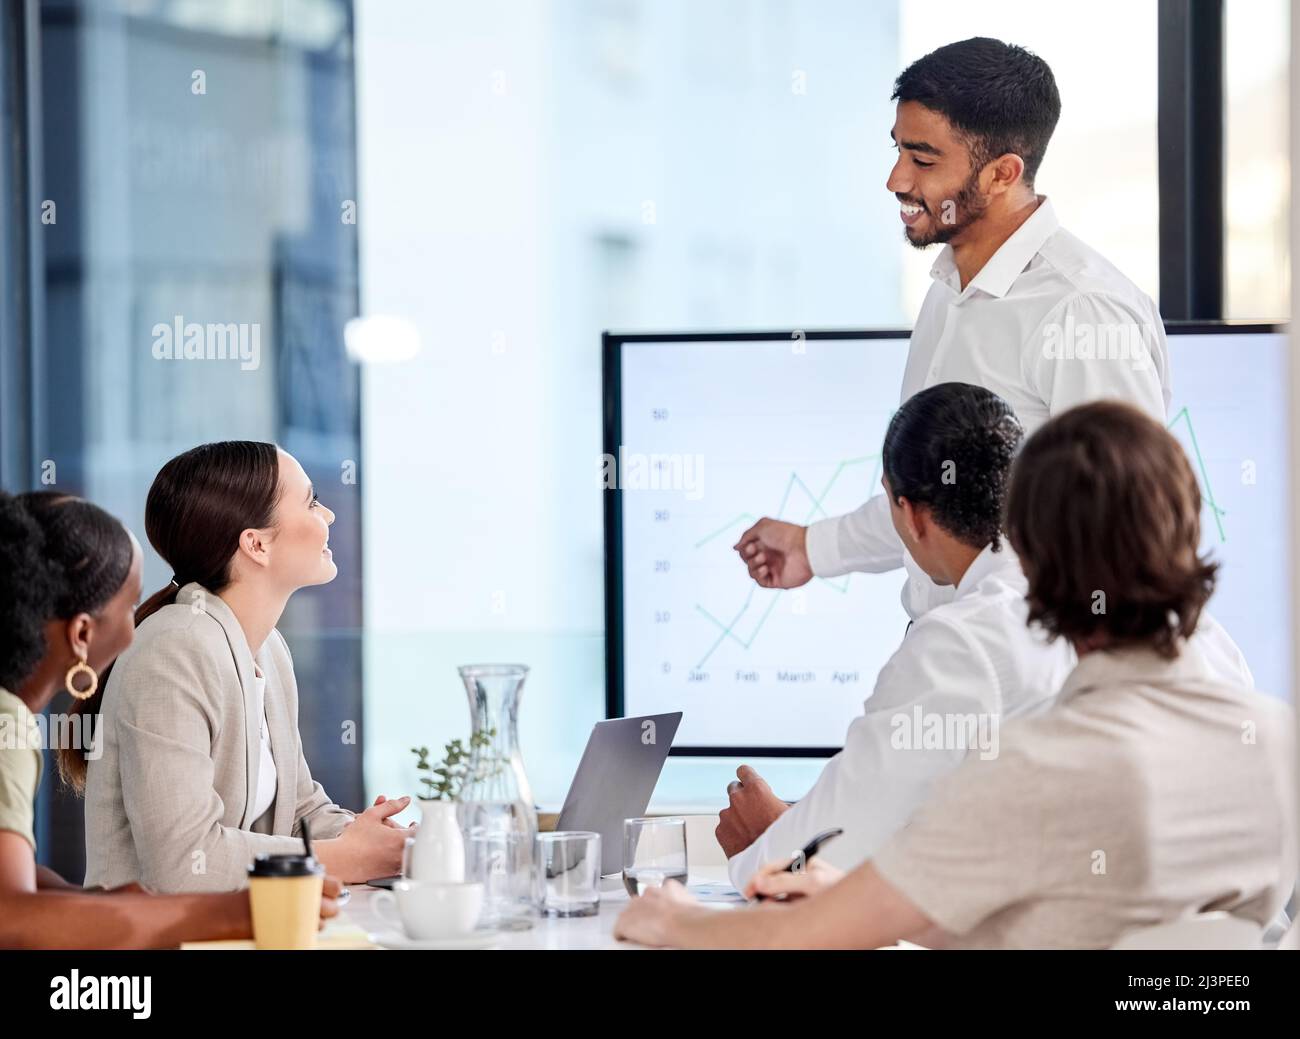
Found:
339,865 -> 737,950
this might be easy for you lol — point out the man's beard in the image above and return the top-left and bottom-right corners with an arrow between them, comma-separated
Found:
903,168 -> 990,249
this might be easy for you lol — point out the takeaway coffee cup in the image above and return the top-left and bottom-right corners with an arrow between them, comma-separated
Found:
247,853 -> 325,950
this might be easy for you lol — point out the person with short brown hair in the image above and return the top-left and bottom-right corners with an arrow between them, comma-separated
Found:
1005,399 -> 1217,660
616,402 -> 1295,950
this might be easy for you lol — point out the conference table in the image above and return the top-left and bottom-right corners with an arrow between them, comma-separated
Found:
180,860 -> 924,951
336,863 -> 739,950
181,809 -> 741,950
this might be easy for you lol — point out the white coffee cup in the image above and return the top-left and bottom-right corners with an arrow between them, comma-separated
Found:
374,880 -> 484,940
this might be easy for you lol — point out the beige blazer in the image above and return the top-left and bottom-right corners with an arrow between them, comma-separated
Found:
84,583 -> 354,892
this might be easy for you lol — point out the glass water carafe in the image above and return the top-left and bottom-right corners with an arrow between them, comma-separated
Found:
458,664 -> 537,930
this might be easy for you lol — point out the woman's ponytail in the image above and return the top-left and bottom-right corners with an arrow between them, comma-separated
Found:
59,442 -> 280,790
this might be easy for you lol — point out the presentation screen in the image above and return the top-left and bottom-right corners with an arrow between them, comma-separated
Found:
604,326 -> 1290,754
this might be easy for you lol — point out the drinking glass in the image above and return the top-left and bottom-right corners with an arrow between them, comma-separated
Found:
535,831 -> 602,917
623,817 -> 688,896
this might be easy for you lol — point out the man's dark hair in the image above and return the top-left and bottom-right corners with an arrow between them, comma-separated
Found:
882,382 -> 1023,552
1005,401 -> 1217,659
892,37 -> 1061,187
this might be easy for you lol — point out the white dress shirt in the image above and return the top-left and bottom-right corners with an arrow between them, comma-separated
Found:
805,197 -> 1172,619
727,542 -> 1074,890
249,668 -> 278,823
726,546 -> 1257,891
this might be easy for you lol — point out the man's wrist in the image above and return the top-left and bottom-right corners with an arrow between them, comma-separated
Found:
802,517 -> 832,578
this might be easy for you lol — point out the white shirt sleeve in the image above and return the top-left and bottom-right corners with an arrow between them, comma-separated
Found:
726,613 -> 1005,890
1190,611 -> 1256,689
1027,290 -> 1172,422
805,492 -> 904,578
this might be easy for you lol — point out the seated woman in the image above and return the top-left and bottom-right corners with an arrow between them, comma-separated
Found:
615,400 -> 1296,949
74,442 -> 409,892
0,490 -> 340,948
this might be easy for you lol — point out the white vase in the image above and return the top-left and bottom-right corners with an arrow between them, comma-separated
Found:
407,799 -> 465,883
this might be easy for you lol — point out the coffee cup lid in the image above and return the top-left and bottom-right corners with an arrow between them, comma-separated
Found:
247,853 -> 322,878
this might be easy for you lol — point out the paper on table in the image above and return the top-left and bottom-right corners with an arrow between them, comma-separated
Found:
687,883 -> 747,904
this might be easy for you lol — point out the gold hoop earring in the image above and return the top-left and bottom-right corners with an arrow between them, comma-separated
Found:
65,660 -> 99,701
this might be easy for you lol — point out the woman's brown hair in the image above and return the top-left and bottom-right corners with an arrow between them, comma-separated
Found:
58,441 -> 281,790
1004,400 -> 1217,659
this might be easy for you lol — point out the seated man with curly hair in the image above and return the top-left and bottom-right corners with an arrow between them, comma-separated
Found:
718,383 -> 1255,894
719,381 -> 1075,889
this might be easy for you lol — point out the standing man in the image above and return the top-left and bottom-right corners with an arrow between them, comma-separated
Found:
735,37 -> 1169,616
720,37 -> 1175,859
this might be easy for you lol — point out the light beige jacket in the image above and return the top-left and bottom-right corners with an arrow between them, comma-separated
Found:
84,583 -> 354,892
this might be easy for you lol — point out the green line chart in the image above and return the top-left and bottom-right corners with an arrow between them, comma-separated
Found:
689,405 -> 1226,671
692,455 -> 882,548
692,452 -> 882,669
1167,406 -> 1227,543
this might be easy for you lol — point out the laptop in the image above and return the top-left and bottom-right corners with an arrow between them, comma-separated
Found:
556,712 -> 682,875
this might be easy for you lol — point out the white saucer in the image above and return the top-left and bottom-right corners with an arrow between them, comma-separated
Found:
371,928 -> 502,951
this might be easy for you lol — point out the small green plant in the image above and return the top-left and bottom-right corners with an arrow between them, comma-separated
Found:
411,727 -> 501,801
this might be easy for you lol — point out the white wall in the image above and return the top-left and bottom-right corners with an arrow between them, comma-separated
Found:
354,0 -> 901,810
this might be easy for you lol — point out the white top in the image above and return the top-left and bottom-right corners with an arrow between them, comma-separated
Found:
726,543 -> 1073,890
726,547 -> 1258,892
805,197 -> 1172,619
249,668 -> 277,823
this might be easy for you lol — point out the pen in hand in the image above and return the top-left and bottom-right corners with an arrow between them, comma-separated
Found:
753,827 -> 843,902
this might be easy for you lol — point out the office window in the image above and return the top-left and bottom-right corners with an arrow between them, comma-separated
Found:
30,0 -> 362,876
1225,0 -> 1289,320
